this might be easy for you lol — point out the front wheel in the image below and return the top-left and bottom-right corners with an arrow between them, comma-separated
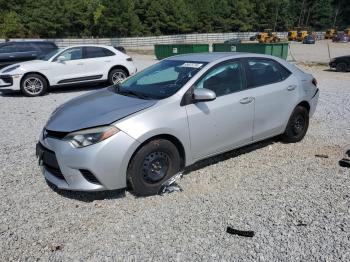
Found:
108,68 -> 128,85
281,106 -> 309,143
127,139 -> 181,196
20,73 -> 48,96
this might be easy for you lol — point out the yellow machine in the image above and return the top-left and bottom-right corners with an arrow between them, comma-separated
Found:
345,28 -> 350,37
325,29 -> 337,39
297,30 -> 308,41
288,30 -> 298,41
257,29 -> 280,43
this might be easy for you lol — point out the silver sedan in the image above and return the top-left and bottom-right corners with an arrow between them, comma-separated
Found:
37,53 -> 319,196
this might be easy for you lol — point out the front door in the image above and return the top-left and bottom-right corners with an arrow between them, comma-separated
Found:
185,60 -> 255,160
48,47 -> 86,85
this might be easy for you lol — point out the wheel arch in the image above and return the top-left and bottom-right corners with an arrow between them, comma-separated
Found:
127,134 -> 186,177
297,101 -> 310,112
108,65 -> 130,77
21,72 -> 50,87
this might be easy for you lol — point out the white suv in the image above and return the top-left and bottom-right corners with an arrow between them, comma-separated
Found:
0,45 -> 137,96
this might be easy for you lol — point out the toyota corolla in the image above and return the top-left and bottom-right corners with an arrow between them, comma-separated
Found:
37,53 -> 319,196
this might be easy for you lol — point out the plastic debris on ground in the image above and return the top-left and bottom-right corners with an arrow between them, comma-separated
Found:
159,172 -> 183,195
226,226 -> 255,237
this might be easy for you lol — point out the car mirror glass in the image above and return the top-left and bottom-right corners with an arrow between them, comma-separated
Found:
56,56 -> 66,62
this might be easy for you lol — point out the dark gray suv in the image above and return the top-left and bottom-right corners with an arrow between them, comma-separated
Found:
0,41 -> 58,69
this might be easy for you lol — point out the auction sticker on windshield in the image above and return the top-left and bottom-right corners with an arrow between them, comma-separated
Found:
180,63 -> 204,68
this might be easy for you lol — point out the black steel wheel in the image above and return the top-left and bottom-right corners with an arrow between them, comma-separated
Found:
281,106 -> 309,143
127,139 -> 181,196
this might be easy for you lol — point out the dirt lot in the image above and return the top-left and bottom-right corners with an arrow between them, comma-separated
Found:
0,54 -> 349,261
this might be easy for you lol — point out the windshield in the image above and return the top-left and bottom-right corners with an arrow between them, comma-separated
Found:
117,60 -> 207,100
39,48 -> 62,60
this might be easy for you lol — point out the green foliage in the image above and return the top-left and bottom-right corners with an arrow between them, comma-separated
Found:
0,0 -> 348,38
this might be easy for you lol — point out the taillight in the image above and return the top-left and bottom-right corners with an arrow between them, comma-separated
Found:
312,78 -> 317,87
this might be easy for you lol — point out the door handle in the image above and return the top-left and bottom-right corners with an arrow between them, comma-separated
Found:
9,55 -> 15,58
104,60 -> 112,62
77,63 -> 84,65
239,97 -> 254,104
287,85 -> 297,91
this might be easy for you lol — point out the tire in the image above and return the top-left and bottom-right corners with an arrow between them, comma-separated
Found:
20,73 -> 48,97
108,68 -> 128,85
281,106 -> 309,143
127,139 -> 181,196
336,62 -> 347,72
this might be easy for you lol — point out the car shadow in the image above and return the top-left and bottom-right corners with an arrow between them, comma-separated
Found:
49,137 -> 277,202
184,138 -> 277,174
0,83 -> 109,97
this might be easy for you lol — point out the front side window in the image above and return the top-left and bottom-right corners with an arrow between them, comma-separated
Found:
0,44 -> 17,54
195,61 -> 245,97
58,47 -> 83,61
16,42 -> 36,52
118,60 -> 207,99
247,59 -> 291,87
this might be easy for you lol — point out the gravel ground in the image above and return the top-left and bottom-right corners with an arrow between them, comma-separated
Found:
0,55 -> 349,261
288,40 -> 350,63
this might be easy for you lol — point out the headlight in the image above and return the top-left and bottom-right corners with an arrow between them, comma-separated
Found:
64,126 -> 120,148
3,65 -> 20,73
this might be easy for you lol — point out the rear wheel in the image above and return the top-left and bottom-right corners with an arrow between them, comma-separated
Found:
281,106 -> 309,143
108,68 -> 128,85
127,139 -> 181,196
336,62 -> 347,72
20,73 -> 48,96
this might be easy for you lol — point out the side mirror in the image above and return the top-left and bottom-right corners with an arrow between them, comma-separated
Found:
193,88 -> 216,102
56,56 -> 66,62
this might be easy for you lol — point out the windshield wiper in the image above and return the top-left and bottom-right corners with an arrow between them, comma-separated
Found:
114,85 -> 150,100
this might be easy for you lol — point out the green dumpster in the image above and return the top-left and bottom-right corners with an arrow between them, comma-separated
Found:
212,42 -> 289,60
154,44 -> 209,60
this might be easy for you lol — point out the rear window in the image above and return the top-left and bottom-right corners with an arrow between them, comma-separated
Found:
247,59 -> 291,87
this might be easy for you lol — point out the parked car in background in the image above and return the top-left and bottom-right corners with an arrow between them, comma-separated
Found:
224,38 -> 241,44
329,55 -> 350,72
302,35 -> 316,44
37,52 -> 319,196
332,32 -> 349,43
0,44 -> 136,96
0,41 -> 57,70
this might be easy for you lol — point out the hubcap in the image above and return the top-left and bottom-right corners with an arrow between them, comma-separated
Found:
112,71 -> 126,84
142,152 -> 170,184
292,115 -> 305,135
23,77 -> 43,95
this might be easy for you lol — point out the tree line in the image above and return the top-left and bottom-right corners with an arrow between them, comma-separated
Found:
0,0 -> 349,38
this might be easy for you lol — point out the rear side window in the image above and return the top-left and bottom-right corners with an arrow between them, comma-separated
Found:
34,42 -> 57,52
246,59 -> 291,87
0,44 -> 18,53
84,47 -> 114,58
16,42 -> 37,52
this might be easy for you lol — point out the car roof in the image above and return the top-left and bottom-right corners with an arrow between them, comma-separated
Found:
166,52 -> 278,62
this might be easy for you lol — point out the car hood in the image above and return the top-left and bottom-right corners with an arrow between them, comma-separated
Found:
45,87 -> 157,132
1,60 -> 48,73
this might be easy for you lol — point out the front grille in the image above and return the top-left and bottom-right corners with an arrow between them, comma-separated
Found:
37,143 -> 65,181
45,129 -> 69,139
80,169 -> 101,184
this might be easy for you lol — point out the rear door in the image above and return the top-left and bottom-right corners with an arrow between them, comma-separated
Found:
185,60 -> 255,160
82,46 -> 116,81
0,43 -> 19,69
243,58 -> 299,140
16,42 -> 40,62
